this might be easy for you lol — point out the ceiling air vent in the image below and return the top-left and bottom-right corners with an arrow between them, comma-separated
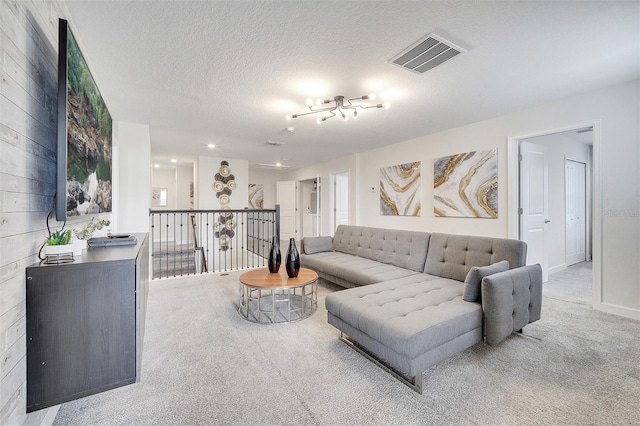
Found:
266,140 -> 285,146
389,33 -> 464,74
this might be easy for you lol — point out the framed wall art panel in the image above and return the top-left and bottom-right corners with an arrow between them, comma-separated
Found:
433,148 -> 498,218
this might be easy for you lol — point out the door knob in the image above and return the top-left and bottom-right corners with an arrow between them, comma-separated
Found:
544,219 -> 551,224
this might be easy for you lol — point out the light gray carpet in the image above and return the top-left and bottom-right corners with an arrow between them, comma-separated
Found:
544,261 -> 593,307
53,263 -> 640,425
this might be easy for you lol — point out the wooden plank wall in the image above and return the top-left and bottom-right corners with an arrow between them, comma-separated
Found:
0,0 -> 71,424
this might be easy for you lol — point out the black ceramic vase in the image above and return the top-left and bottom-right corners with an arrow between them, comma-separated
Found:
285,238 -> 300,278
268,236 -> 281,273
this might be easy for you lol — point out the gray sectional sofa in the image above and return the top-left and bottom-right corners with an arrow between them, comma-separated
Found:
301,225 -> 542,393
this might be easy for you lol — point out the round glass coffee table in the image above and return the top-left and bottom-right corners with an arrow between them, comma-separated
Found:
238,267 -> 318,323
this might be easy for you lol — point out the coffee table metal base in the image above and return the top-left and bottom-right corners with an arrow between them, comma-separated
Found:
239,281 -> 317,323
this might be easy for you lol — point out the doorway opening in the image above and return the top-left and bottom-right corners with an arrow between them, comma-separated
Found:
299,177 -> 321,239
509,121 -> 599,308
330,171 -> 349,232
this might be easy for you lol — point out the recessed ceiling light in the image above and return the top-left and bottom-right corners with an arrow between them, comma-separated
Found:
170,159 -> 177,163
207,143 -> 216,148
154,164 -> 160,168
275,162 -> 282,167
286,127 -> 295,132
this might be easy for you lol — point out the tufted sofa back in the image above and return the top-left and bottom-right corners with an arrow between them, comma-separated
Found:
424,233 -> 527,282
332,225 -> 431,272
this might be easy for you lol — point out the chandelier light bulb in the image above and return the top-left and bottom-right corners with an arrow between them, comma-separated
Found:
285,114 -> 292,121
383,101 -> 391,109
306,98 -> 313,106
316,98 -> 322,106
316,117 -> 323,124
369,93 -> 377,100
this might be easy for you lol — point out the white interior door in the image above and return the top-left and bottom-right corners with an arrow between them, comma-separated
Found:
276,181 -> 297,247
334,172 -> 349,231
566,159 -> 587,266
519,141 -> 550,281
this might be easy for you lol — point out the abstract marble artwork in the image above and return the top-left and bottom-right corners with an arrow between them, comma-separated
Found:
433,148 -> 498,218
380,162 -> 421,216
248,184 -> 264,208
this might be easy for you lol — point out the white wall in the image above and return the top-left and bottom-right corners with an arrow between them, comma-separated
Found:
151,168 -> 176,210
523,133 -> 591,274
291,80 -> 639,319
195,156 -> 248,210
115,122 -> 151,233
150,166 -> 194,243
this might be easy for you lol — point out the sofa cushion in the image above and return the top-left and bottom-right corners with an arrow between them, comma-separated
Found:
325,274 -> 482,359
302,236 -> 334,254
424,233 -> 527,282
462,260 -> 509,302
301,251 -> 420,286
332,225 -> 430,272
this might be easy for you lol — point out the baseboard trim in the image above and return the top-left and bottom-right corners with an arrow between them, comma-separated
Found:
41,405 -> 60,426
548,264 -> 567,275
594,301 -> 640,321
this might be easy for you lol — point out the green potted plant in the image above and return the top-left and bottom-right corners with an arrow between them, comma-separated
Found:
44,229 -> 73,256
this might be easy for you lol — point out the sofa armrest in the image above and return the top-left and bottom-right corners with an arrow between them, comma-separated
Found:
481,264 -> 543,345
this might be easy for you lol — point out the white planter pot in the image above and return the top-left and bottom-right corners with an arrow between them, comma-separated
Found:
44,244 -> 73,256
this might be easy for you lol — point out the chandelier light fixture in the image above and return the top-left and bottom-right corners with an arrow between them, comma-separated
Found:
286,94 -> 390,123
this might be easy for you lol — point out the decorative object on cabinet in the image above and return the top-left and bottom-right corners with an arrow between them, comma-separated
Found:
43,229 -> 74,263
72,217 -> 111,255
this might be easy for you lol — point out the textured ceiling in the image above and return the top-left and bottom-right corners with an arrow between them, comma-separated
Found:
64,1 -> 639,170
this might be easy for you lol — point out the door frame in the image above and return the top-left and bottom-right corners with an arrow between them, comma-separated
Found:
507,119 -> 602,310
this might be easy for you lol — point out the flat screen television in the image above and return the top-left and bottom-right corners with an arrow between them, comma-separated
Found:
56,18 -> 112,221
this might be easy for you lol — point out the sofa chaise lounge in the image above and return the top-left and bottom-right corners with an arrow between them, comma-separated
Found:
301,225 -> 542,393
